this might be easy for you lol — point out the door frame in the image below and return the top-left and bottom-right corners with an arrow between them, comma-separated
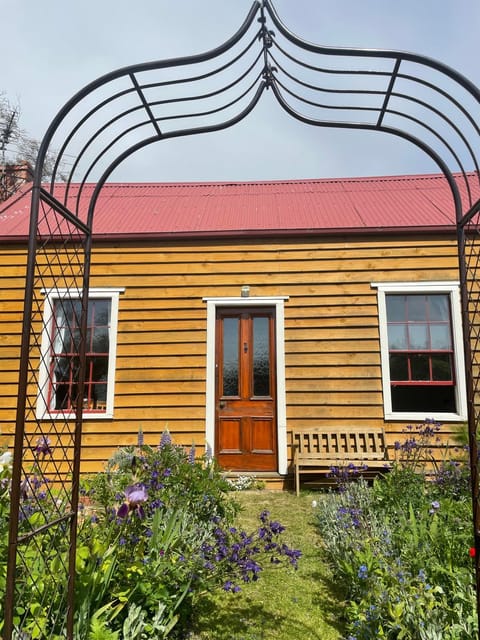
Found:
203,296 -> 289,475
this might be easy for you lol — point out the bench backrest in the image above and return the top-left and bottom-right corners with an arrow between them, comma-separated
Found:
292,427 -> 387,461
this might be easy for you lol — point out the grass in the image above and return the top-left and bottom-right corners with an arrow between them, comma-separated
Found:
188,489 -> 345,640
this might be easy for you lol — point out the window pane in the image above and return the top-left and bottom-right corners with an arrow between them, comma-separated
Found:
92,326 -> 109,353
429,295 -> 450,321
391,385 -> 455,412
87,356 -> 109,408
389,354 -> 408,380
407,295 -> 426,321
92,355 -> 109,380
66,301 -> 81,335
386,295 -> 405,321
430,324 -> 451,350
92,299 -> 110,325
253,317 -> 270,396
432,354 -> 453,381
53,356 -> 72,409
388,324 -> 407,349
408,324 -> 428,349
222,318 -> 239,396
411,354 -> 430,380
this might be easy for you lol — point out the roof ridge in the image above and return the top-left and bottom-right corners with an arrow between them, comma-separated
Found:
56,171 -> 459,190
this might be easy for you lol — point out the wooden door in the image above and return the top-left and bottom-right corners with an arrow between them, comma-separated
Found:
215,308 -> 277,471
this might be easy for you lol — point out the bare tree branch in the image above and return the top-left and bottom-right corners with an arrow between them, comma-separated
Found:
0,92 -> 65,202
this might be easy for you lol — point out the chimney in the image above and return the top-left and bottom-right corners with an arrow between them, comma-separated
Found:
0,161 -> 34,202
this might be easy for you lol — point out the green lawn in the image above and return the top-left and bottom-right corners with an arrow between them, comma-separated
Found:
189,490 -> 344,640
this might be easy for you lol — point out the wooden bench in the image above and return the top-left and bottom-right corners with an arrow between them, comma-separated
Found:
292,427 -> 389,495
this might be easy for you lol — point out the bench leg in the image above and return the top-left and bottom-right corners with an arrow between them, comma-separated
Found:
295,464 -> 300,497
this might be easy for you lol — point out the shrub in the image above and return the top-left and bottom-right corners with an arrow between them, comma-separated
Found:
314,421 -> 477,639
0,431 -> 301,639
76,433 -> 301,637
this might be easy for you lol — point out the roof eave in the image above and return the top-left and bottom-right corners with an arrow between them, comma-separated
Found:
93,224 -> 457,242
0,224 -> 457,245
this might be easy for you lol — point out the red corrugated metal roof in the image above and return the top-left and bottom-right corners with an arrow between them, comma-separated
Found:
0,173 -> 475,241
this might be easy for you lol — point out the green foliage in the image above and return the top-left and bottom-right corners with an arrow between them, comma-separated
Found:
1,431 -> 300,639
74,434 -> 241,637
314,420 -> 477,640
87,435 -> 238,526
0,452 -> 13,636
0,447 -> 71,640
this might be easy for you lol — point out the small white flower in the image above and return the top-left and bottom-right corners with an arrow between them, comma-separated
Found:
312,500 -> 318,508
0,451 -> 13,473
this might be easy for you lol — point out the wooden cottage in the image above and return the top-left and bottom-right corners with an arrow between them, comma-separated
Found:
0,173 -> 469,488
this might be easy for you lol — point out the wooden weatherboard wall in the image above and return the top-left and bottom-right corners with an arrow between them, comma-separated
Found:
0,232 -> 462,479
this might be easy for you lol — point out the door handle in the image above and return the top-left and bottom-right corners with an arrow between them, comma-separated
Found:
219,400 -> 226,409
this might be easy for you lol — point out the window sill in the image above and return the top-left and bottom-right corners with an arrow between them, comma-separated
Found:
38,411 -> 113,420
384,411 -> 467,423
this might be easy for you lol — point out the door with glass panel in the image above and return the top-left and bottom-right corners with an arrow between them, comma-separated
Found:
215,308 -> 277,471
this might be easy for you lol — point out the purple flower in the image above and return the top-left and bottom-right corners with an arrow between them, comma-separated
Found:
269,521 -> 285,535
188,444 -> 196,464
32,436 -> 53,458
159,430 -> 171,449
358,564 -> 368,579
429,500 -> 440,515
126,484 -> 148,504
20,477 -> 32,499
117,483 -> 148,519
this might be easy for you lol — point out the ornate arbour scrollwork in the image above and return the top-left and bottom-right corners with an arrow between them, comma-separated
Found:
4,1 -> 480,637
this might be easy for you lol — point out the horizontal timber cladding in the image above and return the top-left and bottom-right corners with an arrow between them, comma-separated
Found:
0,233 -> 464,473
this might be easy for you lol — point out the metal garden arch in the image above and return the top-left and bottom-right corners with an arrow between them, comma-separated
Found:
4,1 -> 480,637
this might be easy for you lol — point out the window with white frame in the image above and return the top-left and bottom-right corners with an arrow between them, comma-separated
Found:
373,282 -> 467,422
37,288 -> 122,418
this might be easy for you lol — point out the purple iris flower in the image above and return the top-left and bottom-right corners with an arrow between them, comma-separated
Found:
32,436 -> 53,458
117,483 -> 148,519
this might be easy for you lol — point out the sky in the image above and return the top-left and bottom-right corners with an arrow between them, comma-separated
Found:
2,0 -> 480,183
